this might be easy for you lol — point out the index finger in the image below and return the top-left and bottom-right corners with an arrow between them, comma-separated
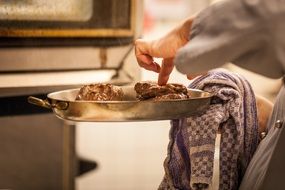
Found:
158,58 -> 174,85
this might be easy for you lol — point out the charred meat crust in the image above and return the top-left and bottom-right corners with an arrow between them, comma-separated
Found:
76,82 -> 189,101
134,81 -> 189,100
76,83 -> 124,101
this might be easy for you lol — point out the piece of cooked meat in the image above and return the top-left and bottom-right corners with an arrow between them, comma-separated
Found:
134,81 -> 189,100
76,83 -> 124,101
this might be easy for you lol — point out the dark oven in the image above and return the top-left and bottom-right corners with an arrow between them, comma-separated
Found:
0,1 -> 143,190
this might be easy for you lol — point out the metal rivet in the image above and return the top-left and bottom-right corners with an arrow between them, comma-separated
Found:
275,120 -> 283,129
260,132 -> 267,139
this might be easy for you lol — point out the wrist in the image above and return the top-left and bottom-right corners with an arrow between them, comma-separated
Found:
179,17 -> 194,44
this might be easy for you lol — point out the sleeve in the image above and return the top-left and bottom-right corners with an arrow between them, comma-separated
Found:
174,0 -> 285,79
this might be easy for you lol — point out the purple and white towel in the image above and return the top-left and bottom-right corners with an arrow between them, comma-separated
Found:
159,69 -> 259,190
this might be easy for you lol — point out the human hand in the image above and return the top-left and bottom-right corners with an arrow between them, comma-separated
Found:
255,94 -> 273,138
135,17 -> 194,85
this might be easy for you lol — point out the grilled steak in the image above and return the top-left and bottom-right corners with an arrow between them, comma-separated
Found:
76,83 -> 124,101
134,81 -> 189,100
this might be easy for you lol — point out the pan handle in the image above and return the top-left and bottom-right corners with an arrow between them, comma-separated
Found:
28,96 -> 51,109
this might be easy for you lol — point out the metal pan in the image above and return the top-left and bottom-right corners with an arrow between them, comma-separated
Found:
28,86 -> 212,122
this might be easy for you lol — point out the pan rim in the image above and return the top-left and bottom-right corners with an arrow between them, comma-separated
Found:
47,87 -> 213,103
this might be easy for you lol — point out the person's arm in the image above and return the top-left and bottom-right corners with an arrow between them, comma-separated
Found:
175,0 -> 285,79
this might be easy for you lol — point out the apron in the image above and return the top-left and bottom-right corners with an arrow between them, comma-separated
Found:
239,76 -> 285,190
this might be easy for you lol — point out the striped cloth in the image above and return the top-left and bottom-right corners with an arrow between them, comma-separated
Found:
159,69 -> 259,190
